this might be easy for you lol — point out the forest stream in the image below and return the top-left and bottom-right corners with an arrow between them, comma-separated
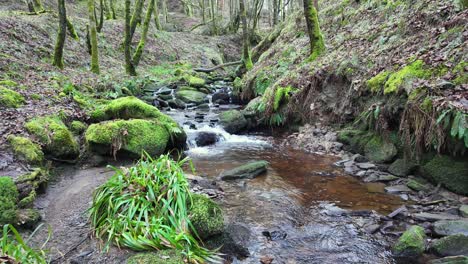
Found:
29,81 -> 405,264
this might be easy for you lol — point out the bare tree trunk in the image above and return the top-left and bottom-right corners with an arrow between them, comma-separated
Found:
210,0 -> 218,35
200,0 -> 206,22
303,0 -> 324,60
162,0 -> 168,23
109,0 -> 116,19
52,0 -> 66,69
88,0 -> 100,74
130,0 -> 145,39
97,0 -> 105,32
26,0 -> 36,12
273,0 -> 279,25
154,0 -> 162,30
124,0 -> 136,75
239,0 -> 252,70
133,0 -> 155,67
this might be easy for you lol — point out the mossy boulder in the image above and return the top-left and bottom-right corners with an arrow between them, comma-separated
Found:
15,168 -> 49,209
126,250 -> 184,264
364,135 -> 397,163
219,160 -> 269,180
85,119 -> 170,157
70,121 -> 87,134
407,178 -> 431,192
0,86 -> 25,108
91,96 -> 163,122
185,76 -> 206,88
7,135 -> 44,164
0,176 -> 19,225
175,90 -> 207,105
420,155 -> 468,195
393,225 -> 426,259
389,159 -> 417,177
25,116 -> 79,159
219,110 -> 248,134
189,194 -> 224,240
430,234 -> 468,257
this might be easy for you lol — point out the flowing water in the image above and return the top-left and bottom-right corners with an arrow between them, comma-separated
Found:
161,81 -> 404,263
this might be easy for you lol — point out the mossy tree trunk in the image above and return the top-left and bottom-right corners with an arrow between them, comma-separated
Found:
88,0 -> 100,74
153,0 -> 162,30
124,0 -> 137,76
33,0 -> 45,12
303,0 -> 324,60
162,0 -> 168,23
66,18 -> 79,40
97,0 -> 105,32
239,0 -> 252,70
272,0 -> 279,25
109,0 -> 116,19
52,0 -> 67,69
200,0 -> 206,22
26,0 -> 36,13
130,0 -> 145,39
133,0 -> 155,67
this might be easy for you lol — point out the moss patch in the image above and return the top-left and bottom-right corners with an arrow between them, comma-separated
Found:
126,250 -> 184,264
367,70 -> 390,92
420,155 -> 468,195
91,96 -> 163,122
70,120 -> 87,134
175,90 -> 207,105
393,225 -> 426,258
384,60 -> 432,94
185,75 -> 206,88
219,110 -> 248,134
0,176 -> 19,225
0,86 -> 25,108
7,135 -> 44,165
25,116 -> 79,159
431,234 -> 468,257
85,119 -> 170,157
189,194 -> 224,240
364,135 -> 398,163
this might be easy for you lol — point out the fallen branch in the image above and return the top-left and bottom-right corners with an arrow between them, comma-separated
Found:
194,60 -> 242,73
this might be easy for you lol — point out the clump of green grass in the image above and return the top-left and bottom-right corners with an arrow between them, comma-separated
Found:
89,154 -> 219,263
0,224 -> 47,264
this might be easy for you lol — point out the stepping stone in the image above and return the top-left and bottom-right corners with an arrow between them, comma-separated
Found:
385,185 -> 412,194
356,162 -> 376,169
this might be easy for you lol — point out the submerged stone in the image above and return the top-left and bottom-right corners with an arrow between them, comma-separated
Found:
392,225 -> 426,259
25,116 -> 79,159
431,234 -> 468,257
219,160 -> 269,180
219,110 -> 248,134
189,194 -> 224,240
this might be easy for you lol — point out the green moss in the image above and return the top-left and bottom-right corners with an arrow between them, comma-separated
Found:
0,80 -> 18,87
70,121 -> 87,134
18,189 -> 36,208
7,135 -> 44,164
127,250 -> 184,264
30,94 -> 41,100
431,234 -> 468,257
219,110 -> 248,133
25,116 -> 79,159
85,119 -> 170,157
364,135 -> 398,163
393,225 -> 426,258
175,90 -> 207,105
306,3 -> 325,61
189,194 -> 224,240
273,86 -> 295,111
388,159 -> 417,176
17,208 -> 41,229
407,178 -> 431,192
185,75 -> 206,88
15,169 -> 49,209
367,70 -> 390,92
254,71 -> 272,96
337,129 -> 370,153
0,176 -> 19,225
91,96 -> 163,122
0,86 -> 25,108
453,61 -> 467,85
420,155 -> 468,195
384,60 -> 432,94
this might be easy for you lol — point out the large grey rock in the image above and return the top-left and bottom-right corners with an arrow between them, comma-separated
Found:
388,159 -> 417,176
175,90 -> 207,105
431,234 -> 468,257
434,220 -> 468,236
219,110 -> 248,134
219,161 -> 269,180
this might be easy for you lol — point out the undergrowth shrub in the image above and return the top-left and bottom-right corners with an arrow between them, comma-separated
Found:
89,154 -> 220,263
0,224 -> 47,264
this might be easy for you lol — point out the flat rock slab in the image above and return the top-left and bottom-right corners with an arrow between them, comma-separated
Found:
356,162 -> 376,169
429,256 -> 468,264
385,185 -> 412,194
434,220 -> 468,236
219,161 -> 269,180
413,213 -> 461,222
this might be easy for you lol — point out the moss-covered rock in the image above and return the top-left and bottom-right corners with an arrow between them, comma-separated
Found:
219,110 -> 248,134
189,194 -> 224,240
91,96 -> 163,122
407,178 -> 431,192
16,209 -> 41,229
0,176 -> 19,225
219,160 -> 269,180
384,60 -> 432,94
364,135 -> 397,163
431,234 -> 468,257
85,119 -> 170,157
337,129 -> 370,154
392,225 -> 426,259
15,168 -> 49,209
70,121 -> 87,134
0,86 -> 25,108
420,155 -> 468,195
185,75 -> 206,88
25,116 -> 79,159
0,80 -> 18,87
126,250 -> 184,264
434,220 -> 468,236
7,135 -> 44,164
175,90 -> 207,105
389,159 -> 417,176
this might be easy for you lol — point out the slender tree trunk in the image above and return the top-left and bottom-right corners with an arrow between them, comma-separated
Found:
273,0 -> 279,25
200,0 -> 206,22
32,0 -> 44,12
303,0 -> 324,60
210,0 -> 217,35
162,0 -> 168,23
133,0 -> 155,67
109,0 -> 116,19
66,18 -> 79,40
97,0 -> 104,32
153,0 -> 162,30
26,0 -> 36,12
124,0 -> 136,75
239,0 -> 252,70
88,0 -> 100,74
53,0 -> 67,69
130,0 -> 145,39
